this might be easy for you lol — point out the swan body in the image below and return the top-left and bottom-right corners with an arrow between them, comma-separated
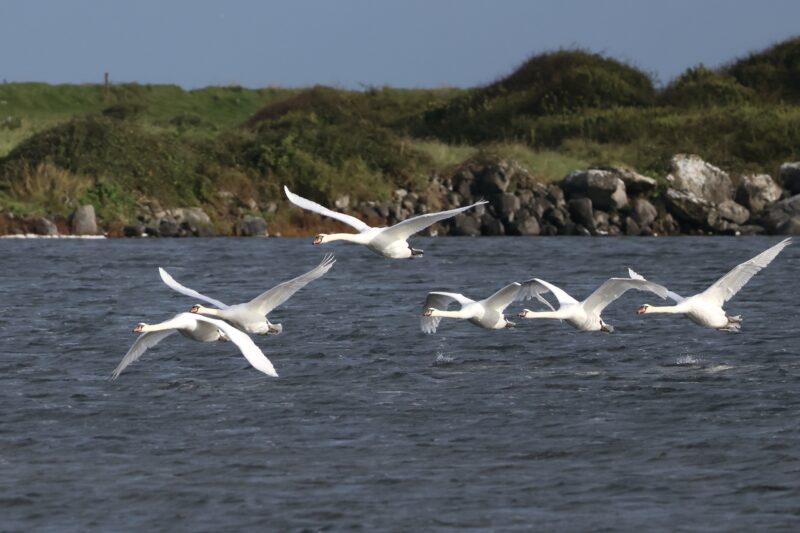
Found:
634,238 -> 791,332
421,280 -> 554,333
284,186 -> 487,258
518,275 -> 669,332
159,254 -> 335,335
111,313 -> 278,379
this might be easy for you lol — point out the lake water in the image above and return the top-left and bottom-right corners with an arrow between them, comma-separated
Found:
1,236 -> 798,531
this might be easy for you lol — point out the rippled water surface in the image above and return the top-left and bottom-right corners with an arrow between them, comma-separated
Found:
1,236 -> 799,531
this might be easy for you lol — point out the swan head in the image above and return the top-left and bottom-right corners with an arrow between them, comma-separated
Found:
133,322 -> 146,333
637,304 -> 651,315
190,304 -> 203,314
517,309 -> 531,318
313,234 -> 327,245
191,304 -> 212,314
422,308 -> 435,317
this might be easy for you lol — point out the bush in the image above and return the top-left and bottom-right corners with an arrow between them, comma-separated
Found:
422,49 -> 656,143
725,36 -> 800,103
0,114 -> 214,206
659,65 -> 755,107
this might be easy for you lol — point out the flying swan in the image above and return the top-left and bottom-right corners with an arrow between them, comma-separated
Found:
159,254 -> 335,335
111,313 -> 278,379
633,237 -> 791,331
421,280 -> 554,333
284,185 -> 487,258
517,274 -> 669,332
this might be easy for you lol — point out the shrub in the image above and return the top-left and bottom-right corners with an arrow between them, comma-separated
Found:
0,114 -> 214,206
422,49 -> 656,143
659,65 -> 755,107
725,36 -> 800,103
0,161 -> 90,214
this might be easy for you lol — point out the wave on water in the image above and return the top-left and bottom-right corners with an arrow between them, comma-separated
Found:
671,355 -> 734,373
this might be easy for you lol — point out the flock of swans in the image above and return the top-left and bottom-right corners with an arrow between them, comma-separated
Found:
113,186 -> 793,379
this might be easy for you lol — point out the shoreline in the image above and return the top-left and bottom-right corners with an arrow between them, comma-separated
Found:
2,155 -> 798,239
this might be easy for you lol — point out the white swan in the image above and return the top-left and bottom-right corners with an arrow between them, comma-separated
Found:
111,313 -> 278,379
517,274 -> 669,332
421,280 -> 554,333
159,254 -> 335,335
284,186 -> 487,258
635,237 -> 791,331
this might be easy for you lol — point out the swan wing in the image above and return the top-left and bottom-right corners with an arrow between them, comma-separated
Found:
518,279 -> 556,311
532,278 -> 580,308
248,254 -> 336,315
583,277 -> 669,315
111,329 -> 176,380
482,282 -> 525,312
628,268 -> 684,303
159,268 -> 229,309
421,291 -> 474,334
378,201 -> 488,242
193,315 -> 278,377
284,186 -> 371,233
701,237 -> 791,306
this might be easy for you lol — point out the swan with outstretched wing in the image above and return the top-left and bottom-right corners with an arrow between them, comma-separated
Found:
159,254 -> 335,335
634,238 -> 791,331
421,280 -> 553,333
111,313 -> 278,379
284,186 -> 486,259
518,273 -> 669,332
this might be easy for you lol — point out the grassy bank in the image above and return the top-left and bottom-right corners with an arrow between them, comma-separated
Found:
1,37 -> 798,233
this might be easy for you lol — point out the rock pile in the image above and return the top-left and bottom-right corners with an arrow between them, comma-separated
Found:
5,154 -> 799,238
338,155 -> 799,237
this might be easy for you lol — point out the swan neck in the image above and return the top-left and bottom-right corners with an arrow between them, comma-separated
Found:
196,306 -> 221,316
325,233 -> 366,243
431,309 -> 473,319
524,310 -> 568,320
141,318 -> 182,332
645,305 -> 684,314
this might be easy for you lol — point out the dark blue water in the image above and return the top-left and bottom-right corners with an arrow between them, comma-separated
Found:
1,236 -> 799,531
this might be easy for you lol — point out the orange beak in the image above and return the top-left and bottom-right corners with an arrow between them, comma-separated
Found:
312,235 -> 322,245
133,324 -> 144,333
637,305 -> 647,314
422,308 -> 433,317
190,305 -> 200,313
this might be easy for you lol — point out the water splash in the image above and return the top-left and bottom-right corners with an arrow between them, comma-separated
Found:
434,351 -> 454,365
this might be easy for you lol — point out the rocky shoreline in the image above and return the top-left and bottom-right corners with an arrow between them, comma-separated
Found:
2,154 -> 799,238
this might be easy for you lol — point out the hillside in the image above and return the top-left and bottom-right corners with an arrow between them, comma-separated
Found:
1,37 -> 799,236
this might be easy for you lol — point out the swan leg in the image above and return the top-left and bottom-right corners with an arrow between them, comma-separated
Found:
719,314 -> 742,332
410,247 -> 424,257
504,320 -> 515,329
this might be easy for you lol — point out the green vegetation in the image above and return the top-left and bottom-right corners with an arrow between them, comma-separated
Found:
1,37 -> 799,232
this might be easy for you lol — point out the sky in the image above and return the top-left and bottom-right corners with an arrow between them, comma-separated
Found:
1,0 -> 799,89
